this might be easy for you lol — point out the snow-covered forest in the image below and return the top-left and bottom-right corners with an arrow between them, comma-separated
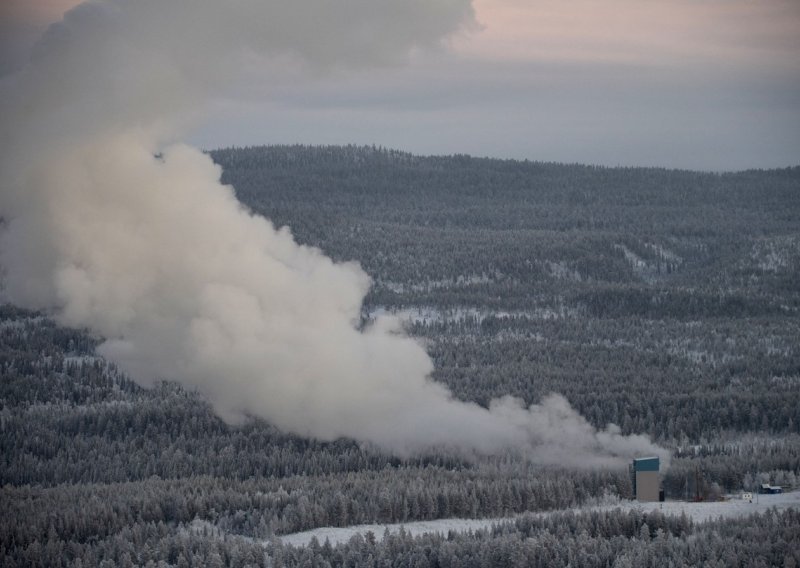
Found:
2,146 -> 799,566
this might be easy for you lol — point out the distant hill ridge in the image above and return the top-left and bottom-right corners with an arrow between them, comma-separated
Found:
211,143 -> 800,175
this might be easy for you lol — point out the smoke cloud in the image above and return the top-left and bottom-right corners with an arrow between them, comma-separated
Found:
0,0 -> 668,468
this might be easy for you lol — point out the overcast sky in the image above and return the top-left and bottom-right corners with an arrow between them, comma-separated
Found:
3,0 -> 799,171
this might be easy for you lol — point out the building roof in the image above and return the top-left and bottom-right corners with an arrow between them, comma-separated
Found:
633,457 -> 660,472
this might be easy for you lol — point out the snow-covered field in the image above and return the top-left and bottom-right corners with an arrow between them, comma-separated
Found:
278,491 -> 800,548
278,517 -> 511,548
592,491 -> 800,524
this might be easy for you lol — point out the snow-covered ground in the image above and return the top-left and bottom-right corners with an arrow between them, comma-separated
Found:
592,491 -> 799,524
278,491 -> 800,548
278,517 -> 510,548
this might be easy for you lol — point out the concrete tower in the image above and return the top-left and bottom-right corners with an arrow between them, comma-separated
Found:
632,457 -> 661,502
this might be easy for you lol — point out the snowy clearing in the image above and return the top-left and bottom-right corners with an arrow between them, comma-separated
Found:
592,491 -> 800,524
278,491 -> 800,548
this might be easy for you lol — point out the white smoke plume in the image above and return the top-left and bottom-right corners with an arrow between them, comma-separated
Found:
0,0 -> 669,468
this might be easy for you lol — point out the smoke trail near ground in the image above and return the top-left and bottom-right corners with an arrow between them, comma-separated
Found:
0,0 -> 669,468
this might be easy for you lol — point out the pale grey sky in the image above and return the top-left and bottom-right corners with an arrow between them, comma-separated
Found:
3,0 -> 799,170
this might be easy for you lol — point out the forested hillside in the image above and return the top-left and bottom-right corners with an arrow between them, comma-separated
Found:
213,145 -> 799,308
212,145 -> 800,442
2,146 -> 799,566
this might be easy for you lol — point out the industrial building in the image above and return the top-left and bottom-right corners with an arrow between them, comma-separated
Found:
632,457 -> 662,502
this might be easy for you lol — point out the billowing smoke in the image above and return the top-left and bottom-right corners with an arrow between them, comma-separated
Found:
0,0 -> 669,468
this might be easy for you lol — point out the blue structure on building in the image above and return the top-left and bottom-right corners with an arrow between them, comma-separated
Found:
633,457 -> 660,472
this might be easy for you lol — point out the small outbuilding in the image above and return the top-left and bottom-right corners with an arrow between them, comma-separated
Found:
759,484 -> 783,494
632,457 -> 662,502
